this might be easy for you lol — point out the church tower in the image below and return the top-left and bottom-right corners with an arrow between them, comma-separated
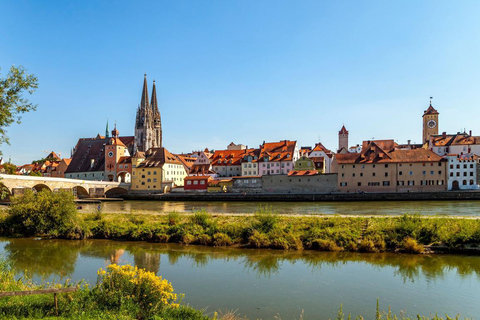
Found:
338,125 -> 349,153
134,75 -> 162,152
151,80 -> 162,148
422,99 -> 439,144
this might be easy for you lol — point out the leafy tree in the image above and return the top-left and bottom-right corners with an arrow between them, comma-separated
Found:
2,162 -> 16,174
0,65 -> 38,148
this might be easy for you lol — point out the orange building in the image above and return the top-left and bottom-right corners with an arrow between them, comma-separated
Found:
334,140 -> 447,193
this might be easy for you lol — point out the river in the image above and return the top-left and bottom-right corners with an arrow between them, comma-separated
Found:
79,199 -> 480,216
0,238 -> 479,319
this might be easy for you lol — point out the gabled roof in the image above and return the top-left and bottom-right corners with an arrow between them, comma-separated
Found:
137,147 -> 182,168
211,149 -> 255,166
430,132 -> 480,147
336,140 -> 444,164
66,137 -> 108,173
175,154 -> 196,171
258,140 -> 296,162
339,125 -> 348,134
189,163 -> 215,175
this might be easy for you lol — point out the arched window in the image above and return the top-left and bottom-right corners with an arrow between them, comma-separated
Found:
462,180 -> 467,185
470,179 -> 474,185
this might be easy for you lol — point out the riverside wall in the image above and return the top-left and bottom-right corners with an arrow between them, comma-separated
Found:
122,190 -> 480,202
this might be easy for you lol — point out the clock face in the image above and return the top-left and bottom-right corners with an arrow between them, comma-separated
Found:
427,119 -> 437,129
108,151 -> 114,157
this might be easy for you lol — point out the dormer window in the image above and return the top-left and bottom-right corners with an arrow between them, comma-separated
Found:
277,154 -> 281,159
264,156 -> 269,162
286,153 -> 290,158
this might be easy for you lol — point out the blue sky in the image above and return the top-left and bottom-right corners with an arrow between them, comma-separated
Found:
1,1 -> 480,164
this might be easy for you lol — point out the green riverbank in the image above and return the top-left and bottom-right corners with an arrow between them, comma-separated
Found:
1,191 -> 480,254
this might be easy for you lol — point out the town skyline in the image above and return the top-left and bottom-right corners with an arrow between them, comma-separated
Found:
2,1 -> 480,164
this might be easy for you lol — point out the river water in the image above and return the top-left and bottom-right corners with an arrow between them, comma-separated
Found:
0,238 -> 479,319
79,199 -> 480,216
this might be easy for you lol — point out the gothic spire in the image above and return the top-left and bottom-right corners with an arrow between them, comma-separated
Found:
151,80 -> 158,114
140,74 -> 149,110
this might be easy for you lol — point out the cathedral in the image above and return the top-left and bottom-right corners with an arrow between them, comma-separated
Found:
134,74 -> 162,152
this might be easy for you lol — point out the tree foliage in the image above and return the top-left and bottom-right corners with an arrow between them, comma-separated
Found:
2,162 -> 16,174
0,65 -> 38,147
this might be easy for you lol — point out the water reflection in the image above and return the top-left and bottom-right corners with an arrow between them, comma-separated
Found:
1,238 -> 479,283
79,199 -> 480,216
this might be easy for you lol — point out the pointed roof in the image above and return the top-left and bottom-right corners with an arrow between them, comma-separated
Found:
151,80 -> 159,114
339,125 -> 348,134
140,74 -> 149,110
423,102 -> 439,116
105,120 -> 110,138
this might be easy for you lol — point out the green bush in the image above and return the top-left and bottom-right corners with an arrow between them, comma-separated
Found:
212,233 -> 232,246
312,238 -> 341,251
248,230 -> 271,248
402,237 -> 425,254
5,190 -> 80,238
190,209 -> 212,228
254,205 -> 279,233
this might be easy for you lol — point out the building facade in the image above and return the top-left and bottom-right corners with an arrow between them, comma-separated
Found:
445,154 -> 480,190
335,140 -> 447,193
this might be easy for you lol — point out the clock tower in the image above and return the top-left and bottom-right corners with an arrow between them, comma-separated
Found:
422,99 -> 439,144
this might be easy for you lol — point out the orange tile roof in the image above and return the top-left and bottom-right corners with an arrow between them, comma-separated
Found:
311,142 -> 332,154
288,170 -> 318,176
336,140 -> 444,164
137,148 -> 182,168
258,140 -> 296,162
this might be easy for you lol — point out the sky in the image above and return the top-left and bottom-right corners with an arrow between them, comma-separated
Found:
1,0 -> 480,165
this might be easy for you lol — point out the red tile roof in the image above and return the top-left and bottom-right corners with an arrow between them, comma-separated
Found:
339,125 -> 348,134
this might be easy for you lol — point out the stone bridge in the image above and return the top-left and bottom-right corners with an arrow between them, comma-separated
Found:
0,174 -> 130,198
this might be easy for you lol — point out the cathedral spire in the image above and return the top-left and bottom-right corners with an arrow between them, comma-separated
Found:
151,80 -> 159,114
140,74 -> 149,110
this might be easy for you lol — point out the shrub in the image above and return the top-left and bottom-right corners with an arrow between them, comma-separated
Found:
254,205 -> 279,233
94,264 -> 179,319
248,230 -> 271,248
5,190 -> 80,237
312,239 -> 341,251
402,237 -> 425,254
212,233 -> 232,246
190,209 -> 212,228
168,212 -> 180,226
195,234 -> 212,246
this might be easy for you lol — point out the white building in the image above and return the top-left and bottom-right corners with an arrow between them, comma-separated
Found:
445,154 -> 480,190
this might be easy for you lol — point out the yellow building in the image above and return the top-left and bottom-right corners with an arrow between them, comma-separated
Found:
132,147 -> 187,192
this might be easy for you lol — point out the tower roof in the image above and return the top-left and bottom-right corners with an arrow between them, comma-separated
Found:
339,125 -> 349,134
423,102 -> 439,116
151,80 -> 158,114
140,74 -> 149,110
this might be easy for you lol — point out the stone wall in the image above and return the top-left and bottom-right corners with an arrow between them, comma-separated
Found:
262,174 -> 337,194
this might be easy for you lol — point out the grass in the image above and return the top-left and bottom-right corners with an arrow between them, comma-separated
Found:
0,194 -> 480,254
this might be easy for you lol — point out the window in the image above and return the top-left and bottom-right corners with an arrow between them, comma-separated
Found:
456,172 -> 460,177
352,173 -> 355,177
463,180 -> 467,185
450,172 -> 453,177
357,182 -> 361,186
385,164 -> 388,168
422,171 -> 426,175
153,178 -> 157,182
187,181 -> 191,185
470,164 -> 474,169
360,173 -> 363,177
200,180 -> 205,185
353,165 -> 356,168
470,179 -> 474,185
439,171 -> 442,175
372,172 -> 376,177
397,181 -> 404,186
450,165 -> 453,169
408,180 -> 415,186
147,178 -> 151,182
193,180 -> 198,185
409,171 -> 413,175
385,172 -> 388,177
141,182 -> 145,185
148,171 -> 151,175
470,172 -> 474,176
399,171 -> 403,175
340,182 -> 347,186
430,171 -> 434,175
464,164 -> 467,169
456,164 -> 460,169
373,164 -> 376,168
368,182 -> 380,186
464,172 -> 467,176
383,181 -> 390,186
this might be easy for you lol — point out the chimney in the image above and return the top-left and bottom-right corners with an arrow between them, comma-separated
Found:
469,130 -> 472,136
407,140 -> 411,146
442,132 -> 447,139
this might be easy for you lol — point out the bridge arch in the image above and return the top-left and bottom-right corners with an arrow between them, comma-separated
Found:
32,184 -> 52,193
0,183 -> 12,200
105,187 -> 128,198
74,186 -> 90,199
